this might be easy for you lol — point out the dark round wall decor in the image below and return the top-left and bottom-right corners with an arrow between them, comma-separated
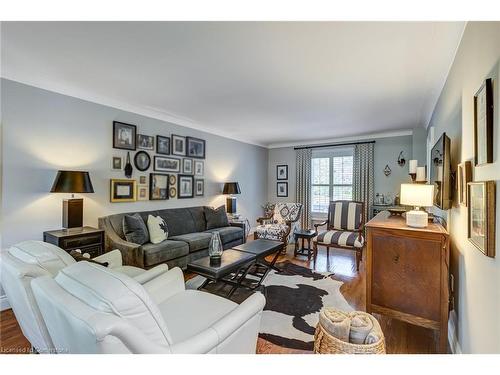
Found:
134,151 -> 151,171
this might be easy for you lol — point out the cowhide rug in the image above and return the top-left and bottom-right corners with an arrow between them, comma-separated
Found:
186,261 -> 353,351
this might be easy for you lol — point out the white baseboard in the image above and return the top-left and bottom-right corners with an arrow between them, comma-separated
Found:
448,313 -> 462,354
0,294 -> 11,311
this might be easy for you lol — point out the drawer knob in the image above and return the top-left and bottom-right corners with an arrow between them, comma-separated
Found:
393,254 -> 400,263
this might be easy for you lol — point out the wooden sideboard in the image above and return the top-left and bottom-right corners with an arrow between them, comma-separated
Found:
365,211 -> 450,353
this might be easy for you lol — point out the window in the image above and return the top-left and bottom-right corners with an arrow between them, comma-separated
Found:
311,149 -> 354,214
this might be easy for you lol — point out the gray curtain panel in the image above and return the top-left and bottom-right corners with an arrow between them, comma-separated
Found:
353,143 -> 374,223
295,148 -> 312,229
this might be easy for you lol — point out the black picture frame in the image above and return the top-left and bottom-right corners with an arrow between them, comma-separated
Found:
172,134 -> 186,156
154,156 -> 180,173
186,136 -> 206,159
276,164 -> 288,180
178,174 -> 194,198
474,78 -> 494,166
137,134 -> 154,150
149,173 -> 169,200
134,151 -> 151,171
183,158 -> 194,174
113,121 -> 137,150
277,182 -> 288,197
156,135 -> 170,155
195,178 -> 204,196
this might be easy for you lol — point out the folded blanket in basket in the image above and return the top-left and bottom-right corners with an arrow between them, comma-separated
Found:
319,308 -> 351,342
348,311 -> 374,344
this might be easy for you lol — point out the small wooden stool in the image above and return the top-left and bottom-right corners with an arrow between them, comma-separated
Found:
293,229 -> 317,260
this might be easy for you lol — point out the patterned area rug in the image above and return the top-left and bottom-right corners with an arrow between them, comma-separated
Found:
186,261 -> 353,351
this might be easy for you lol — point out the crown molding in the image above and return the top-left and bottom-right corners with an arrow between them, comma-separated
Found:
267,129 -> 414,149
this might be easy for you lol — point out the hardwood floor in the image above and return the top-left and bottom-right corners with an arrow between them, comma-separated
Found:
0,244 -> 439,354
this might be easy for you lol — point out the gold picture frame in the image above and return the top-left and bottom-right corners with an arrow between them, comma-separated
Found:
110,179 -> 136,202
467,181 -> 496,257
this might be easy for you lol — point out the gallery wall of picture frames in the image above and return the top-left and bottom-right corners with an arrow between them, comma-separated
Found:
111,121 -> 205,202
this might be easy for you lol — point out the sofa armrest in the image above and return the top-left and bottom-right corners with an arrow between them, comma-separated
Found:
256,215 -> 273,225
93,249 -> 123,269
133,264 -> 169,285
142,267 -> 185,305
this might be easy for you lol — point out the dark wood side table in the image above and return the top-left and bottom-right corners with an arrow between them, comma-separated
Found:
43,226 -> 104,258
293,229 -> 317,260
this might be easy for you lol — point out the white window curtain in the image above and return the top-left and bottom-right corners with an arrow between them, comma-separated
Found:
295,148 -> 312,229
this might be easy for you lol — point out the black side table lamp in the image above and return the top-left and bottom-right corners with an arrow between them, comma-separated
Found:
50,170 -> 94,229
223,182 -> 241,216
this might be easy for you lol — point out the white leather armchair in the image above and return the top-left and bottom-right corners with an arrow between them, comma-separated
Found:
0,240 -> 169,353
31,261 -> 266,354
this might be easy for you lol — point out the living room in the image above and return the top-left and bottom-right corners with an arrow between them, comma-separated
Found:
1,0 -> 500,371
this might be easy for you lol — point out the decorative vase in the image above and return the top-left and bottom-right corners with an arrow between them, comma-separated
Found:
208,231 -> 223,266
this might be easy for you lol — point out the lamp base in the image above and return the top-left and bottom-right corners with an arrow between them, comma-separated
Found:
405,209 -> 428,228
63,198 -> 83,229
226,197 -> 237,215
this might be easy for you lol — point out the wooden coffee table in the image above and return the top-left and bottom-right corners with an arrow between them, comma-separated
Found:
187,239 -> 282,297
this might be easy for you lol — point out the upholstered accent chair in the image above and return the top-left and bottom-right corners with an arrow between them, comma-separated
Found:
313,200 -> 365,271
31,261 -> 266,353
0,240 -> 169,353
254,202 -> 303,249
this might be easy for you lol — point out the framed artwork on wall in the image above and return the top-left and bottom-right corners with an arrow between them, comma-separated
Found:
458,161 -> 472,206
110,179 -> 136,202
474,78 -> 494,166
113,121 -> 136,151
178,174 -> 194,198
172,135 -> 186,156
134,151 -> 151,171
468,181 -> 496,258
137,134 -> 154,150
169,186 -> 177,198
195,179 -> 204,196
276,164 -> 288,180
138,175 -> 148,185
194,160 -> 204,176
112,156 -> 122,170
169,174 -> 177,186
183,158 -> 193,174
154,156 -> 180,173
150,173 -> 169,200
277,181 -> 288,197
137,186 -> 149,201
156,135 -> 170,155
186,136 -> 206,159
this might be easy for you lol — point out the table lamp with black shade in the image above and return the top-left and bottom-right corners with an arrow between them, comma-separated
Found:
50,171 -> 94,230
223,182 -> 241,218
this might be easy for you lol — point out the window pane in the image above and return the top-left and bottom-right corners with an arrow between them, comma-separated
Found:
332,186 -> 353,200
333,156 -> 353,185
312,158 -> 329,184
311,185 -> 330,213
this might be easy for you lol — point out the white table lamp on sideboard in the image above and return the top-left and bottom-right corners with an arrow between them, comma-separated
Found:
400,184 -> 434,228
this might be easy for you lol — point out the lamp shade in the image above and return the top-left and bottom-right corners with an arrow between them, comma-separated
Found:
222,182 -> 241,195
50,171 -> 94,193
400,183 -> 434,207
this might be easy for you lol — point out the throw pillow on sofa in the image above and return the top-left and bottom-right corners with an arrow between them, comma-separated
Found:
122,213 -> 149,245
204,205 -> 229,230
147,215 -> 169,244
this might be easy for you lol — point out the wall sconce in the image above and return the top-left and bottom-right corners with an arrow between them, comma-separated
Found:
397,151 -> 406,167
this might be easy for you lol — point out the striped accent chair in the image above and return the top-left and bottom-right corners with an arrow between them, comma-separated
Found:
313,200 -> 365,271
255,203 -> 303,250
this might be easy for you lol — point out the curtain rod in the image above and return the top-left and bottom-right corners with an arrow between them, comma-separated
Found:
293,140 -> 376,150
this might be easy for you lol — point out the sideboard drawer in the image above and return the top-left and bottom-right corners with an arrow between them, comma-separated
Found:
62,234 -> 102,249
371,231 -> 442,321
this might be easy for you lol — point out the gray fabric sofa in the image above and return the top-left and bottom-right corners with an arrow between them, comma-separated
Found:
98,206 -> 244,269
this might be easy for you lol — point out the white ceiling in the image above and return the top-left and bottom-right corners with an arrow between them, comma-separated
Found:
1,21 -> 465,147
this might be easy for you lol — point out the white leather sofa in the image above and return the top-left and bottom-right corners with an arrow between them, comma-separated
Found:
32,261 -> 266,353
0,240 -> 169,353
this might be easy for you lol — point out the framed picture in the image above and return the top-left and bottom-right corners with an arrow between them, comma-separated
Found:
277,164 -> 288,180
137,186 -> 149,201
134,151 -> 151,171
194,160 -> 204,176
156,135 -> 170,155
110,179 -> 136,202
458,161 -> 472,206
137,134 -> 154,150
113,121 -> 136,150
186,136 -> 206,159
154,156 -> 180,173
149,173 -> 169,200
277,182 -> 288,197
468,181 -> 496,258
183,158 -> 193,174
195,179 -> 204,196
169,186 -> 177,198
169,174 -> 177,186
112,156 -> 122,170
178,174 -> 194,198
474,78 -> 493,166
171,134 -> 186,156
138,175 -> 148,185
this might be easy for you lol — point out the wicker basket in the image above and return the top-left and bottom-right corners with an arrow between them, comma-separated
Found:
314,319 -> 386,354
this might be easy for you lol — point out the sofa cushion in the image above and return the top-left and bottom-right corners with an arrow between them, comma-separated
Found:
204,206 -> 229,230
169,232 -> 212,253
157,208 -> 196,236
204,226 -> 243,244
314,230 -> 364,248
147,215 -> 169,244
122,213 -> 149,245
141,240 -> 189,267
